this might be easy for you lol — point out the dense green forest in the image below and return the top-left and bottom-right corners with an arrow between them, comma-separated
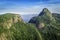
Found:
0,8 -> 60,40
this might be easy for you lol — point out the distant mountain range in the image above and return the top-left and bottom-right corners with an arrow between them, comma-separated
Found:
21,14 -> 38,22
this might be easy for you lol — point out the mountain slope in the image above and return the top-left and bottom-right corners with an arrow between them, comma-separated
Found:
29,8 -> 60,40
0,13 -> 43,40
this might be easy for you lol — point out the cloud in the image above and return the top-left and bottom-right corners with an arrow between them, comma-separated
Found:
0,4 -> 60,15
0,0 -> 60,15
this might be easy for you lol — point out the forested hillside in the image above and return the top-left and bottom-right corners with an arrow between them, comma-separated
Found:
29,8 -> 60,40
0,13 -> 43,40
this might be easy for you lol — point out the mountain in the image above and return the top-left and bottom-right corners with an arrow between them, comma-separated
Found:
29,8 -> 55,28
0,8 -> 60,40
0,13 -> 43,40
29,8 -> 60,40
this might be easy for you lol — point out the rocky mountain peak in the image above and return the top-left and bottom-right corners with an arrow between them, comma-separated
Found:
39,8 -> 53,21
29,8 -> 56,29
43,8 -> 49,12
39,8 -> 52,16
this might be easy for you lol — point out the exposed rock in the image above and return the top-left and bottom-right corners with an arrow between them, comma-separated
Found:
0,13 -> 23,29
13,14 -> 23,23
38,23 -> 45,29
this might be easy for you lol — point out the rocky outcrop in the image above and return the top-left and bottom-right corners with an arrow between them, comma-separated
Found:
0,13 -> 23,29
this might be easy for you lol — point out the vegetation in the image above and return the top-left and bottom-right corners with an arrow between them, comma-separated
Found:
29,8 -> 60,40
0,8 -> 60,40
0,13 -> 43,40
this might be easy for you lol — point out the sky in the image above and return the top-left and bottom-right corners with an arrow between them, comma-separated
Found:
0,0 -> 60,15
